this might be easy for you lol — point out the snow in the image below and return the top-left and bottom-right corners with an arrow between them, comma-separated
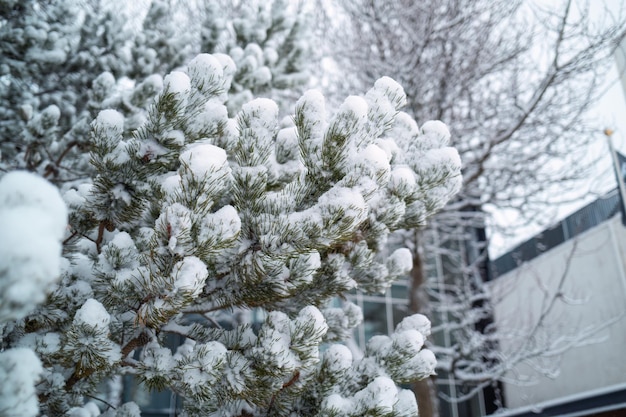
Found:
389,165 -> 417,198
392,329 -> 425,354
387,248 -> 413,275
164,70 -> 191,95
294,306 -> 328,338
360,143 -> 391,173
299,89 -> 326,121
142,342 -> 175,375
74,298 -> 111,330
187,53 -> 223,90
339,95 -> 368,121
0,171 -> 67,238
413,349 -> 437,377
165,129 -> 185,147
172,256 -> 209,297
17,332 -> 61,355
0,348 -> 43,417
179,143 -> 229,179
414,147 -> 462,179
241,97 -> 279,124
421,119 -> 451,146
372,76 -> 407,109
0,172 -> 67,321
317,186 -> 368,231
395,389 -> 418,416
355,376 -> 397,413
159,203 -> 192,255
112,183 -> 132,206
94,109 -> 124,135
395,314 -> 432,337
188,100 -> 228,137
213,53 -> 236,91
200,205 -> 241,244
322,394 -> 353,414
323,344 -> 353,372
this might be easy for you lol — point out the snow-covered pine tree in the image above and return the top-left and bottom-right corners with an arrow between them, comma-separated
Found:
0,0 -> 135,182
201,0 -> 312,116
0,0 -> 311,184
0,49 -> 462,416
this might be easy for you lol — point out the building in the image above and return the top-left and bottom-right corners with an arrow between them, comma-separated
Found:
487,189 -> 626,416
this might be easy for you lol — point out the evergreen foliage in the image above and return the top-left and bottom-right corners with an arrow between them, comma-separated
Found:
0,1 -> 462,416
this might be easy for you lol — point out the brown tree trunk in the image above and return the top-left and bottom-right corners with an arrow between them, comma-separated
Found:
409,231 -> 439,417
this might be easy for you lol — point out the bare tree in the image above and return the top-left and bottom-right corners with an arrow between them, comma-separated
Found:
323,0 -> 626,415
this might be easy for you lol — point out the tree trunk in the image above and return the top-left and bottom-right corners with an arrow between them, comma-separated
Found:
409,231 -> 439,417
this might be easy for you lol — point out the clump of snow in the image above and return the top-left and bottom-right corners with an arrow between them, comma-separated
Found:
373,76 -> 407,108
241,98 -> 279,126
355,376 -> 397,414
361,144 -> 390,173
200,205 -> 241,245
172,256 -> 208,297
321,393 -> 353,415
317,187 -> 368,235
421,119 -> 451,147
386,248 -> 413,276
74,298 -> 111,330
395,389 -> 418,416
213,53 -> 236,92
339,95 -> 368,121
188,100 -> 228,137
322,344 -> 353,373
389,165 -> 417,197
395,314 -> 432,337
94,109 -> 124,135
180,143 -> 229,178
187,53 -> 223,91
294,306 -> 328,339
164,71 -> 191,95
0,171 -> 67,238
0,347 -> 43,417
0,171 -> 67,321
157,203 -> 193,255
17,332 -> 61,355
